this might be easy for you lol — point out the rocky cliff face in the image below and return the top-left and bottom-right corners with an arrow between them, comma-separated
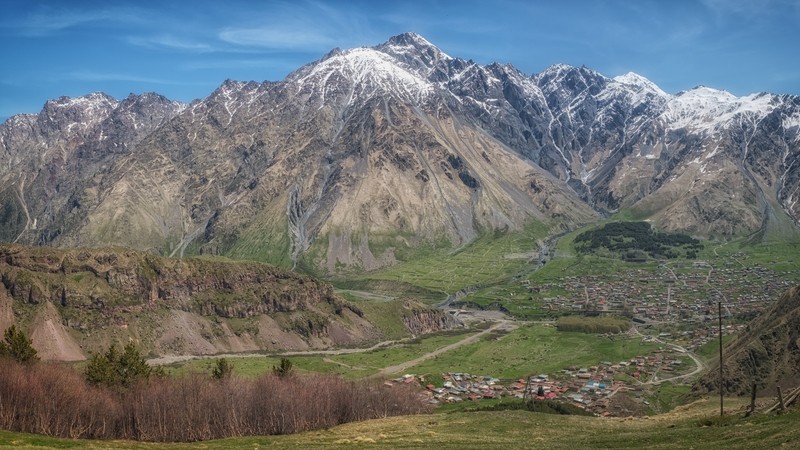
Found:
400,299 -> 461,336
1,33 -> 798,272
0,244 -> 379,360
694,285 -> 800,395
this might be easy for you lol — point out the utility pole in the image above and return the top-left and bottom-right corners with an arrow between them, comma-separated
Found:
719,301 -> 724,416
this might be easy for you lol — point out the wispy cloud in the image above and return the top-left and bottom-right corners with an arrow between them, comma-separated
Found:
216,0 -> 378,52
127,34 -> 214,52
181,58 -> 298,71
218,28 -> 335,50
11,6 -> 147,37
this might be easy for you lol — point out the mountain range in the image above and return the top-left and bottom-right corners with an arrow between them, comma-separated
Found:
2,33 -> 799,273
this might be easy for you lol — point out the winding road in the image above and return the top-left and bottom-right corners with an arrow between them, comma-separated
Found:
630,326 -> 707,385
147,320 -> 515,371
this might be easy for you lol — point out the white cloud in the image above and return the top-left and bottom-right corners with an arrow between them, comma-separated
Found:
181,58 -> 297,71
218,27 -> 335,50
216,0 -> 378,52
12,6 -> 147,36
127,34 -> 214,52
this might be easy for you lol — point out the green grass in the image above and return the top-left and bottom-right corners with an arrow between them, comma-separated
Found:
646,382 -> 692,415
225,210 -> 293,268
695,334 -> 736,364
405,324 -> 661,381
336,293 -> 412,341
165,328 -> 480,379
164,323 -> 664,384
359,222 -> 550,297
2,399 -> 797,449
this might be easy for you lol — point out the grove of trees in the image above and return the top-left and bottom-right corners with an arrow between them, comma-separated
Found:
574,221 -> 702,260
556,315 -> 631,334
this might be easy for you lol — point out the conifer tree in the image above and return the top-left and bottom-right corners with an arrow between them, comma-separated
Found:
0,325 -> 38,363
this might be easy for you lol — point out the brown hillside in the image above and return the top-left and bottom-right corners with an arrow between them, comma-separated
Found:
695,285 -> 800,395
0,244 -> 387,360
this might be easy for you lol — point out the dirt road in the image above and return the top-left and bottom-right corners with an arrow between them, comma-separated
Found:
372,320 -> 517,377
148,321 -> 515,369
148,338 -> 407,366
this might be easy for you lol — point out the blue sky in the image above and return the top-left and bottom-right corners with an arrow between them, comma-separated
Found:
2,0 -> 799,121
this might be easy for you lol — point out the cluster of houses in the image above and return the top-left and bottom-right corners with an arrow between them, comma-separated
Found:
389,346 -> 694,416
529,261 -> 793,325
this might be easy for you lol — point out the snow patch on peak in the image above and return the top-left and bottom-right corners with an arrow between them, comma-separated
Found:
535,64 -> 575,81
384,32 -> 442,51
293,47 -> 433,105
49,92 -> 119,110
542,63 -> 575,73
613,72 -> 668,98
663,86 -> 777,133
6,113 -> 37,125
678,86 -> 737,102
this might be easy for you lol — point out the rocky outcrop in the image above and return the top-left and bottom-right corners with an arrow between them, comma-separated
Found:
400,299 -> 461,335
0,244 -> 377,359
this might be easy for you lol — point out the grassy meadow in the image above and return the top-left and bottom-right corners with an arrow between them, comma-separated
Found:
165,323 -> 661,384
1,398 -> 797,449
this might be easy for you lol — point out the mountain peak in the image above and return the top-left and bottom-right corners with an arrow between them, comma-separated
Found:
383,32 -> 438,50
535,64 -> 605,83
613,72 -> 668,97
376,32 -> 453,74
288,46 -> 433,105
46,92 -> 118,109
682,85 -> 735,97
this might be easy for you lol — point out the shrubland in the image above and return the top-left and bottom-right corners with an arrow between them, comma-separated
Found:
0,357 -> 430,442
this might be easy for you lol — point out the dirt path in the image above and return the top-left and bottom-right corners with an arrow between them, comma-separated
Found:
148,338 -> 407,366
645,345 -> 707,385
371,320 -> 517,378
149,320 -> 517,380
337,290 -> 396,302
630,326 -> 707,386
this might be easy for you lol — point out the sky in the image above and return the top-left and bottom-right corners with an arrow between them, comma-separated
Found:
1,0 -> 799,121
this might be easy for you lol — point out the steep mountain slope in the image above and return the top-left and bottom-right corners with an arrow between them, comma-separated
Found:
0,92 -> 187,245
1,33 -> 798,272
694,285 -> 800,395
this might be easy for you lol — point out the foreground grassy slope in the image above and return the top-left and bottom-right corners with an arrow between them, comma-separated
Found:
0,399 -> 796,449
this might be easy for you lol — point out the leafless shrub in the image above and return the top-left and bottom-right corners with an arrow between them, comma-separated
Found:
0,358 -> 432,442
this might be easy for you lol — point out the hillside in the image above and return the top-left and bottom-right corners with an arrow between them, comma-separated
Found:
695,285 -> 800,395
0,244 -> 454,360
0,398 -> 797,449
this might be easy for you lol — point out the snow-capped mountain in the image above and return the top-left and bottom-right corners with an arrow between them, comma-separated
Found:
1,33 -> 798,271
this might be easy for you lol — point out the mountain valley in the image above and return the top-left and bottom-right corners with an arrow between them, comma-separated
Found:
1,33 -> 800,442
